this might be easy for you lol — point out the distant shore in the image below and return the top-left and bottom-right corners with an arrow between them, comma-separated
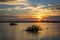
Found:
0,21 -> 60,23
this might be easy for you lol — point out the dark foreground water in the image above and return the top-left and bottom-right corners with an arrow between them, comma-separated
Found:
0,23 -> 60,40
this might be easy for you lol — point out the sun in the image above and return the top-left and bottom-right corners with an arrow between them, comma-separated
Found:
36,15 -> 42,19
35,15 -> 43,21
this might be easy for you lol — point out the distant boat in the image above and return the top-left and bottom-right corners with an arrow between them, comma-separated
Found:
25,25 -> 41,32
9,22 -> 17,25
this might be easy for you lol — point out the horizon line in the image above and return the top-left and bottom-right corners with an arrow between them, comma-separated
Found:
0,21 -> 60,23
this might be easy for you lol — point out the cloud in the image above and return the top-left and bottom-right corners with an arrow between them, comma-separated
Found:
42,16 -> 60,21
0,0 -> 15,2
0,0 -> 29,6
48,4 -> 60,10
0,0 -> 27,2
0,2 -> 60,17
13,6 -> 20,9
0,4 -> 46,11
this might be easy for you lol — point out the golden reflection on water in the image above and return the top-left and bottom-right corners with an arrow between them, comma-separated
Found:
0,23 -> 60,40
11,23 -> 60,40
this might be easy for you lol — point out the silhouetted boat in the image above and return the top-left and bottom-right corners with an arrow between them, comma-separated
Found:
9,22 -> 17,25
25,25 -> 41,32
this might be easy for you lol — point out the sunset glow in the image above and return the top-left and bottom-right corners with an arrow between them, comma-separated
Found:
34,15 -> 43,21
0,0 -> 60,40
0,0 -> 60,21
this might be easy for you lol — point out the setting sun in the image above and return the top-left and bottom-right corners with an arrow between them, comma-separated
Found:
35,15 -> 43,21
36,15 -> 42,19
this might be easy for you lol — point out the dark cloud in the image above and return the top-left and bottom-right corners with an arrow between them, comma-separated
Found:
42,16 -> 60,21
47,4 -> 60,10
0,0 -> 15,2
55,7 -> 60,10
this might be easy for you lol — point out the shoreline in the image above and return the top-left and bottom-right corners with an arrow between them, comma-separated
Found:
0,21 -> 60,23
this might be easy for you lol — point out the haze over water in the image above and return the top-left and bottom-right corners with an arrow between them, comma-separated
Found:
0,22 -> 60,40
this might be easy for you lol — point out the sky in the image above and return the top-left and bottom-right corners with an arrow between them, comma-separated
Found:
0,0 -> 60,18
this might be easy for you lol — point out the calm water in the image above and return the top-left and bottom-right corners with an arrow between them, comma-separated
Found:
0,23 -> 60,40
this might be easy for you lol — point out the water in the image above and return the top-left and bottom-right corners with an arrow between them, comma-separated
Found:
0,23 -> 60,40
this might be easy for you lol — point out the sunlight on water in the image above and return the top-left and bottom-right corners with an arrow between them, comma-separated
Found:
0,23 -> 60,40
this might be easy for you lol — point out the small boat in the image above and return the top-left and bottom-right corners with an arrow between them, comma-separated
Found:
25,25 -> 41,32
9,22 -> 17,25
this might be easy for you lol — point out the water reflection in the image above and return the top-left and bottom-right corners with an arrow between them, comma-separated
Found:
0,23 -> 60,40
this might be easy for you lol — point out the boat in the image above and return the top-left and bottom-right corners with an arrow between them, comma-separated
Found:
25,25 -> 41,32
9,22 -> 17,25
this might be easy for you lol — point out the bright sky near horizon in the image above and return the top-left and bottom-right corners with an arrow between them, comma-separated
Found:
0,0 -> 60,18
